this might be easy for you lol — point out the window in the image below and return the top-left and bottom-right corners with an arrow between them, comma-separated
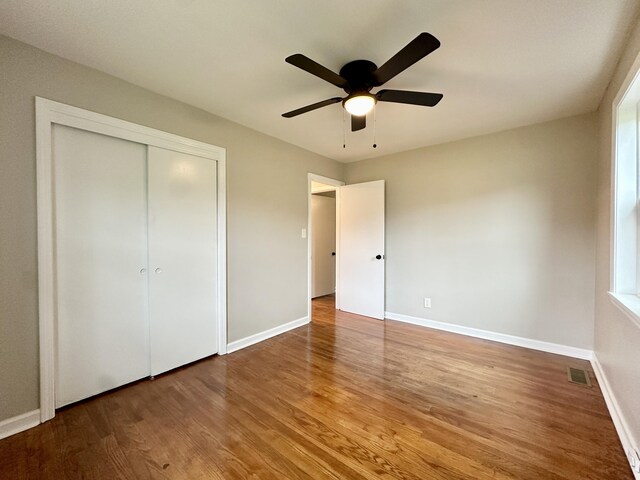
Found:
611,60 -> 640,327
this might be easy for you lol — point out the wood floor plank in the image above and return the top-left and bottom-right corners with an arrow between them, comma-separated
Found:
0,294 -> 632,479
238,326 -> 576,478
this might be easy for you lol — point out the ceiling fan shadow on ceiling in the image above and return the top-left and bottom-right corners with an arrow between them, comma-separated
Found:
282,32 -> 443,134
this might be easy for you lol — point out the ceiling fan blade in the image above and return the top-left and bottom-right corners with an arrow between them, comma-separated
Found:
282,97 -> 343,118
376,89 -> 443,107
372,33 -> 441,86
351,115 -> 366,132
286,54 -> 348,88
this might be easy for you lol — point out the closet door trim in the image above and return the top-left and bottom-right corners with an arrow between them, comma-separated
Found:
35,97 -> 227,423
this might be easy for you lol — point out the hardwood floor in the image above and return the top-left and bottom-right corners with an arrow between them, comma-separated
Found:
0,295 -> 632,479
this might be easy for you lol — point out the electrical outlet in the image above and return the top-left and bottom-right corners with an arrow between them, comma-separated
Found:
301,228 -> 307,239
423,297 -> 431,308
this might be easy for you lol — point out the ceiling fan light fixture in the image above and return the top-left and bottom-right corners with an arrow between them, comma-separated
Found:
343,93 -> 376,116
282,33 -> 443,132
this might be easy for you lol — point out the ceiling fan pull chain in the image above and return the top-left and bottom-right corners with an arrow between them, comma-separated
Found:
343,109 -> 346,148
373,105 -> 377,148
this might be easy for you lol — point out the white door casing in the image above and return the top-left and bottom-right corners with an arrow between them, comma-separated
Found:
337,180 -> 385,319
36,98 -> 226,422
306,174 -> 344,319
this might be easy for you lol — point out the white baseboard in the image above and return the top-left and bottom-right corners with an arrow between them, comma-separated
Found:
384,311 -> 593,360
591,354 -> 640,479
0,409 -> 40,440
227,316 -> 310,354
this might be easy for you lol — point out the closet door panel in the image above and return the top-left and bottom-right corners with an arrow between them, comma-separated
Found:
147,146 -> 218,375
53,125 -> 150,407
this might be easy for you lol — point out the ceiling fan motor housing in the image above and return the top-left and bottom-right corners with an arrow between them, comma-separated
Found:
339,60 -> 378,94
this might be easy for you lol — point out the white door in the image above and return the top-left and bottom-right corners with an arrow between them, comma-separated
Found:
147,147 -> 218,375
312,194 -> 336,298
338,180 -> 385,319
54,125 -> 150,407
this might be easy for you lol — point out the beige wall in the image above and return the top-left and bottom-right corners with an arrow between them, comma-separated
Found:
0,34 -> 343,421
345,113 -> 598,349
595,18 -> 640,450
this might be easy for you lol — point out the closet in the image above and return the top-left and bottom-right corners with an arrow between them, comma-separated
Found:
52,124 -> 219,408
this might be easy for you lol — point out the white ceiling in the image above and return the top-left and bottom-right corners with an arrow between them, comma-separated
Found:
1,0 -> 638,162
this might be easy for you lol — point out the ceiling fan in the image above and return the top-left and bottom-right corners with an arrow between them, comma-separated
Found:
282,32 -> 443,132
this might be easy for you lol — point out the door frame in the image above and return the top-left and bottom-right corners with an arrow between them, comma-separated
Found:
36,97 -> 227,422
307,173 -> 344,318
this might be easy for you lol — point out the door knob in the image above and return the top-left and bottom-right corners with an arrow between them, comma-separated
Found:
140,268 -> 147,275
375,254 -> 383,260
155,267 -> 162,274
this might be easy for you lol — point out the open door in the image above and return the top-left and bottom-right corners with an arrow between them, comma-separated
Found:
337,180 -> 385,319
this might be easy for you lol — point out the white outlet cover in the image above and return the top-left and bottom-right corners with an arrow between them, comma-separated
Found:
424,298 -> 431,308
301,228 -> 307,239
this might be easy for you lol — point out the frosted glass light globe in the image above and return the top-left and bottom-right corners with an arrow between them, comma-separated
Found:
344,94 -> 376,116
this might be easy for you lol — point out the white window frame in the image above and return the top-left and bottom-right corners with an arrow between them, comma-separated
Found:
610,52 -> 640,328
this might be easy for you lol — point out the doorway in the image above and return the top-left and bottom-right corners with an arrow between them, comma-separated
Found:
307,174 -> 386,321
307,174 -> 343,319
311,185 -> 336,298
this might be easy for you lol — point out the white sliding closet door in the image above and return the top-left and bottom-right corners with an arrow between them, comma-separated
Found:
54,125 -> 149,407
147,147 -> 218,375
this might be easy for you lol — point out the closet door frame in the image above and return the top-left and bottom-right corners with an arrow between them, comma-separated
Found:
36,97 -> 227,423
